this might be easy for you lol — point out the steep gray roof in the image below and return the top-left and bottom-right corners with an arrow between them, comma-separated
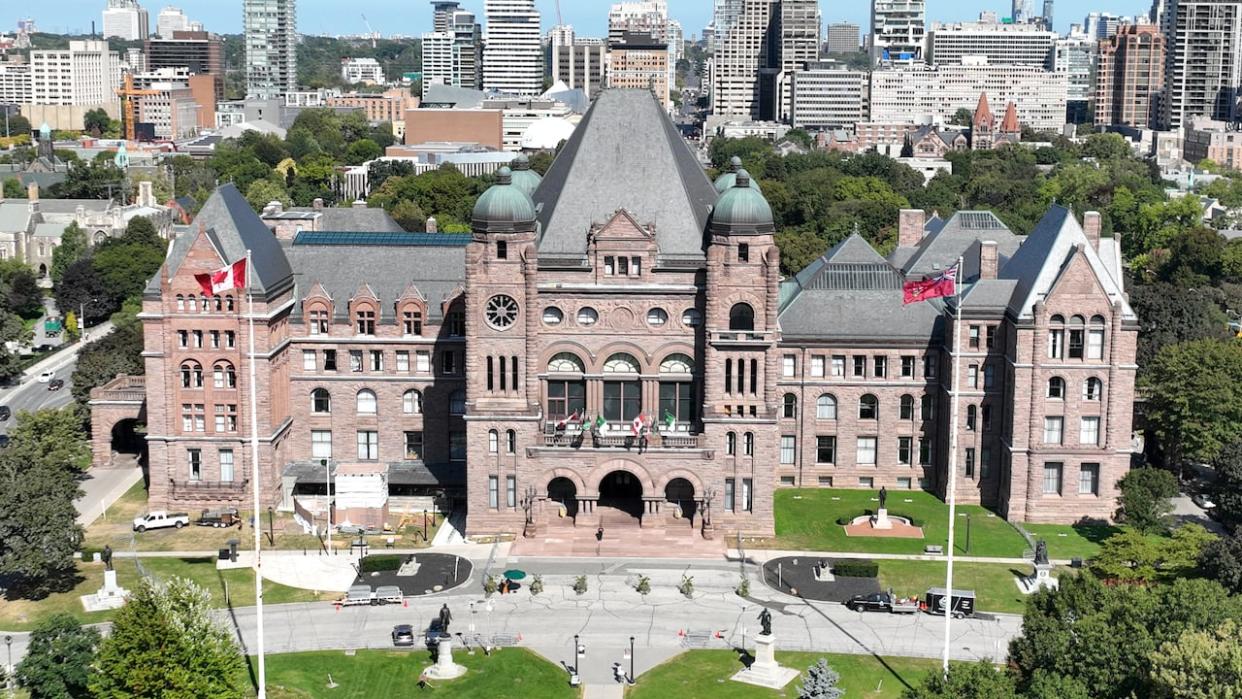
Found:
36,199 -> 113,215
421,85 -> 486,109
289,206 -> 404,233
997,206 -> 1135,320
533,89 -> 717,263
285,242 -> 465,323
896,210 -> 1022,279
0,202 -> 33,234
188,184 -> 293,297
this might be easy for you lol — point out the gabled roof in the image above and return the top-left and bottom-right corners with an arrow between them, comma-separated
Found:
896,210 -> 1022,279
997,206 -> 1135,320
290,206 -> 404,233
187,184 -> 293,296
533,89 -> 717,263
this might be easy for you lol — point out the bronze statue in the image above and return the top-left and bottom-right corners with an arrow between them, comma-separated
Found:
101,545 -> 113,571
758,608 -> 772,636
438,603 -> 452,633
1034,540 -> 1049,566
878,486 -> 888,510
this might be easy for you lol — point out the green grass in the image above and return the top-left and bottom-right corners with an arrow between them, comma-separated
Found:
771,489 -> 1028,557
628,650 -> 939,698
259,648 -> 578,698
876,560 -> 1059,615
1023,522 -> 1120,560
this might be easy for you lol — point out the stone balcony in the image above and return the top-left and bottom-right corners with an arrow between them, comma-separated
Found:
536,422 -> 708,453
169,478 -> 250,503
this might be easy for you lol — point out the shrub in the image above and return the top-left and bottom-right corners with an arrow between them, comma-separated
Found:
359,555 -> 402,573
737,576 -> 750,597
636,575 -> 651,595
831,560 -> 879,578
572,575 -> 588,595
530,575 -> 544,595
483,575 -> 498,597
678,575 -> 694,598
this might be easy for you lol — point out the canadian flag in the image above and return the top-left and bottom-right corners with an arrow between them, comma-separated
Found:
194,258 -> 247,296
555,410 -> 580,430
631,413 -> 647,436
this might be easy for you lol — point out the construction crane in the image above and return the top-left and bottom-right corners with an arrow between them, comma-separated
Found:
116,73 -> 159,143
361,13 -> 377,48
555,0 -> 563,25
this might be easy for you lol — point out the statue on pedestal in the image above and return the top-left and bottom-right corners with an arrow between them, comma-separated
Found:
1034,540 -> 1049,566
758,608 -> 772,636
101,545 -> 113,571
878,486 -> 888,510
438,604 -> 452,633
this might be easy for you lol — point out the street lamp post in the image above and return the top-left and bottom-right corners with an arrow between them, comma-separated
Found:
965,514 -> 972,554
629,635 -> 635,684
267,506 -> 274,546
573,634 -> 579,673
321,459 -> 332,553
423,508 -> 428,541
4,634 -> 11,691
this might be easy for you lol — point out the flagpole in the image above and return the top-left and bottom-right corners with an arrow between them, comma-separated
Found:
245,248 -> 267,698
941,256 -> 964,677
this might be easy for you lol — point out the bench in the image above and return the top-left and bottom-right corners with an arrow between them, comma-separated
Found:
924,545 -> 944,555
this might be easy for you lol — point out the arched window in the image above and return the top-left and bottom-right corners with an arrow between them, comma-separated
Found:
226,295 -> 235,312
1050,314 -> 1065,325
744,432 -> 754,456
547,353 -> 585,373
1083,377 -> 1103,401
175,294 -> 185,311
816,394 -> 837,419
213,361 -> 236,389
180,361 -> 202,388
659,353 -> 694,374
859,394 -> 878,420
604,353 -> 641,373
199,295 -> 210,313
214,295 -> 223,311
311,388 -> 331,414
726,431 -> 737,455
1090,314 -> 1106,326
449,389 -> 466,415
506,429 -> 516,453
356,389 -> 377,415
403,389 -> 422,414
966,404 -> 977,431
900,394 -> 915,420
1047,377 -> 1065,399
782,393 -> 797,419
729,303 -> 755,331
488,429 -> 499,453
1070,314 -> 1085,326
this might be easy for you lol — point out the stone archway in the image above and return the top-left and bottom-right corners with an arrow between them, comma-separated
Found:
664,477 -> 696,521
548,476 -> 578,518
599,470 -> 644,518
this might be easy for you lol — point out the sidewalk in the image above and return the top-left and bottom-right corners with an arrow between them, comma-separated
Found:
75,466 -> 143,527
735,548 -> 1069,566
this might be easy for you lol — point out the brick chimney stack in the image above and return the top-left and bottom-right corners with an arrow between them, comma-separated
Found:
979,240 -> 998,280
1082,211 -> 1101,251
26,182 -> 38,202
898,209 -> 926,249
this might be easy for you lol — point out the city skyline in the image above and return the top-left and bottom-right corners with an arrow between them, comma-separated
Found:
10,0 -> 1153,38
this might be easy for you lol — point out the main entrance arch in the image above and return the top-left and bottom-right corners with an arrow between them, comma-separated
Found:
548,476 -> 578,518
599,470 -> 643,518
664,477 -> 696,521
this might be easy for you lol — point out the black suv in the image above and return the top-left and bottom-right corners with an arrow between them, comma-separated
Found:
845,592 -> 895,613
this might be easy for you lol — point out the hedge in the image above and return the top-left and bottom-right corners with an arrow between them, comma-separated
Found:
359,555 -> 404,573
834,509 -> 924,527
832,559 -> 879,578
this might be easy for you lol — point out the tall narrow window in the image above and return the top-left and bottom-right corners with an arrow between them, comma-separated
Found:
356,309 -> 376,335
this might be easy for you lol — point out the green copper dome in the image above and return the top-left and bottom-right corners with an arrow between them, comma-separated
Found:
472,167 -> 537,233
714,156 -> 762,194
509,154 -> 543,197
711,169 -> 774,236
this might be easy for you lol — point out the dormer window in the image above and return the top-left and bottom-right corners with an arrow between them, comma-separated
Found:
402,306 -> 424,336
356,308 -> 376,335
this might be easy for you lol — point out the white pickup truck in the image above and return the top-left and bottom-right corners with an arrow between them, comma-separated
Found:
132,511 -> 191,532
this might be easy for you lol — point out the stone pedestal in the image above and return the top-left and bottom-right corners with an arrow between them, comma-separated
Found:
871,508 -> 892,530
813,561 -> 834,582
80,569 -> 130,612
1016,562 -> 1059,595
730,633 -> 799,689
425,638 -> 466,680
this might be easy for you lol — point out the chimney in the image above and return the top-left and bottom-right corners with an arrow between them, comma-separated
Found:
1082,211 -> 1101,251
264,201 -> 283,216
312,197 -> 324,210
352,199 -> 366,209
979,240 -> 998,280
898,208 -> 925,249
139,180 -> 154,207
426,216 -> 438,233
26,182 -> 38,203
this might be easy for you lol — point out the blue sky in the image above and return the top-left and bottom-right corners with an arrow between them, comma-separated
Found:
12,0 -> 1154,38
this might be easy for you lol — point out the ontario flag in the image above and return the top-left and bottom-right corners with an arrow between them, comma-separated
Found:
195,258 -> 247,296
902,262 -> 958,305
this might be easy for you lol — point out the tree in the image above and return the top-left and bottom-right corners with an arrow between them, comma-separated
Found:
1149,619 -> 1242,698
49,160 -> 124,200
345,138 -> 381,165
796,659 -> 844,699
1200,530 -> 1242,595
71,321 -> 144,404
1141,339 -> 1242,471
0,258 -> 47,318
1116,468 -> 1180,534
901,661 -> 1017,699
7,407 -> 92,473
15,613 -> 100,699
83,108 -> 111,136
52,222 -> 90,286
2,177 -> 24,198
6,113 -> 31,137
244,178 -> 291,213
0,310 -> 30,382
90,221 -> 166,305
390,200 -> 427,232
1023,671 -> 1091,699
949,108 -> 974,126
1093,524 -> 1215,583
1129,284 -> 1230,369
1212,440 -> 1242,530
91,577 -> 248,699
1162,227 -> 1226,286
54,259 -> 119,326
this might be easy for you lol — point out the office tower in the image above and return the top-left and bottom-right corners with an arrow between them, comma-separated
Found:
1042,0 -> 1054,28
714,0 -> 746,41
103,0 -> 150,41
550,39 -> 606,97
1012,0 -> 1036,23
927,16 -> 1057,67
1055,31 -> 1099,123
826,22 -> 861,53
157,6 -> 190,38
789,61 -> 870,128
712,0 -> 776,117
243,0 -> 298,99
1158,0 -> 1242,129
871,0 -> 926,64
548,25 -> 575,47
146,30 -> 224,100
1084,12 -> 1131,39
30,40 -> 122,106
774,0 -> 821,122
1096,23 -> 1164,127
432,1 -> 462,32
0,58 -> 32,105
608,32 -> 670,107
423,4 -> 483,97
483,0 -> 543,96
609,2 -> 682,84
341,58 -> 384,85
869,61 -> 1069,130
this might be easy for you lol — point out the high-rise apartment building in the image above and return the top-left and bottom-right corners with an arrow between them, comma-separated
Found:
483,0 -> 543,96
243,0 -> 298,99
157,6 -> 191,38
0,58 -> 32,105
790,61 -> 870,128
869,60 -> 1069,130
146,30 -> 224,101
30,40 -> 122,106
608,33 -> 670,108
1095,23 -> 1164,127
713,0 -> 818,121
927,17 -> 1057,67
1084,12 -> 1135,39
825,22 -> 861,53
550,39 -> 607,98
1054,31 -> 1099,123
1013,0 -> 1037,23
774,0 -> 821,122
548,25 -> 575,47
432,1 -> 464,32
103,0 -> 149,41
1157,0 -> 1242,129
341,58 -> 384,85
871,0 -> 926,64
608,2 -> 682,90
422,9 -> 483,97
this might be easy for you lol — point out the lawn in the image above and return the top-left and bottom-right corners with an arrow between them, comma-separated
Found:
0,556 -> 330,632
85,481 -> 442,554
1023,522 -> 1120,560
628,650 -> 940,699
875,560 -> 1060,615
258,648 -> 578,698
770,489 -> 1029,558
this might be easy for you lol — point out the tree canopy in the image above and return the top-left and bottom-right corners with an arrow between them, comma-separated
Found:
16,612 -> 100,699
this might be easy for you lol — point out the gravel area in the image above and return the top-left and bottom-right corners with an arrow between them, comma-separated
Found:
761,556 -> 880,602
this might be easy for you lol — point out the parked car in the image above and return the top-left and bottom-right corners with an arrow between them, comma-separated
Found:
392,624 -> 416,647
1192,493 -> 1217,510
37,370 -> 55,383
132,511 -> 191,532
48,379 -> 64,391
844,591 -> 920,614
0,406 -> 11,421
197,508 -> 241,528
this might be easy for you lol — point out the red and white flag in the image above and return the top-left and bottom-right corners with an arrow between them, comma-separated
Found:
631,413 -> 648,436
195,258 -> 247,296
902,262 -> 958,305
555,410 -> 580,430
